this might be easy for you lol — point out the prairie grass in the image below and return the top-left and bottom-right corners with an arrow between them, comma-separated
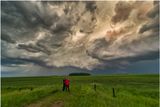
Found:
1,74 -> 159,107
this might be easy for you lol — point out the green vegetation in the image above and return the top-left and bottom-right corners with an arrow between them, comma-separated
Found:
1,74 -> 159,107
69,72 -> 91,76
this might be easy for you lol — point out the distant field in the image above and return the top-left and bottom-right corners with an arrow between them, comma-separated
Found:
1,74 -> 159,107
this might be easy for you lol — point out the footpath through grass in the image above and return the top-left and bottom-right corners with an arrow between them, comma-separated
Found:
1,74 -> 159,107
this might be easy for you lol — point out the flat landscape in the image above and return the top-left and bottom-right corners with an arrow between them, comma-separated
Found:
1,74 -> 159,107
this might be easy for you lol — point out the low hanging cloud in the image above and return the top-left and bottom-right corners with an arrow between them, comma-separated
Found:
1,32 -> 16,43
1,1 -> 159,72
139,2 -> 159,33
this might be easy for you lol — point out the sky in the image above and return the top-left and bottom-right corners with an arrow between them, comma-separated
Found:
1,1 -> 159,77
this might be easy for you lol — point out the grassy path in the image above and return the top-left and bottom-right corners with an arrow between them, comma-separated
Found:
24,84 -> 159,107
26,99 -> 64,107
26,90 -> 64,107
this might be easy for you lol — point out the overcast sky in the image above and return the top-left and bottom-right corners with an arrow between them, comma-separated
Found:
1,1 -> 159,77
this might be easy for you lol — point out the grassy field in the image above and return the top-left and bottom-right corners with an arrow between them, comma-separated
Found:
1,74 -> 159,107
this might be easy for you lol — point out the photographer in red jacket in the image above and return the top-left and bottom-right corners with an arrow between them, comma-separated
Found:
62,77 -> 70,92
65,78 -> 70,92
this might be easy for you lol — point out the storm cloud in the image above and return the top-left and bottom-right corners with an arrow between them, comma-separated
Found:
1,1 -> 159,74
111,1 -> 133,24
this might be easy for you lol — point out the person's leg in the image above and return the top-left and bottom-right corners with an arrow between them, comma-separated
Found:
66,85 -> 70,92
64,85 -> 66,91
63,84 -> 66,91
62,84 -> 65,91
66,86 -> 68,91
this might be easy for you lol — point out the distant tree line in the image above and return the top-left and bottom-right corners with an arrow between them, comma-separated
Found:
69,73 -> 91,76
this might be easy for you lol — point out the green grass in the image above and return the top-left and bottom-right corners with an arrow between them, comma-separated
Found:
1,74 -> 159,107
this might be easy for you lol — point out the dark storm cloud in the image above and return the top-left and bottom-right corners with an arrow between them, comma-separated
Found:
11,1 -> 55,27
51,18 -> 73,33
1,1 -> 83,68
106,50 -> 159,64
86,38 -> 111,59
87,33 -> 159,63
139,17 -> 159,33
85,1 -> 97,13
17,43 -> 51,55
1,57 -> 51,68
87,1 -> 159,69
1,1 -> 41,43
111,1 -> 133,24
139,3 -> 159,33
1,1 -> 159,74
122,50 -> 159,62
1,33 -> 15,43
147,1 -> 159,18
1,57 -> 28,66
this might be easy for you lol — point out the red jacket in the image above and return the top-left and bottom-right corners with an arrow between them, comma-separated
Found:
65,79 -> 70,86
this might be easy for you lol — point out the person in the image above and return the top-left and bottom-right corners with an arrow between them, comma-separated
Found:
65,78 -> 70,92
